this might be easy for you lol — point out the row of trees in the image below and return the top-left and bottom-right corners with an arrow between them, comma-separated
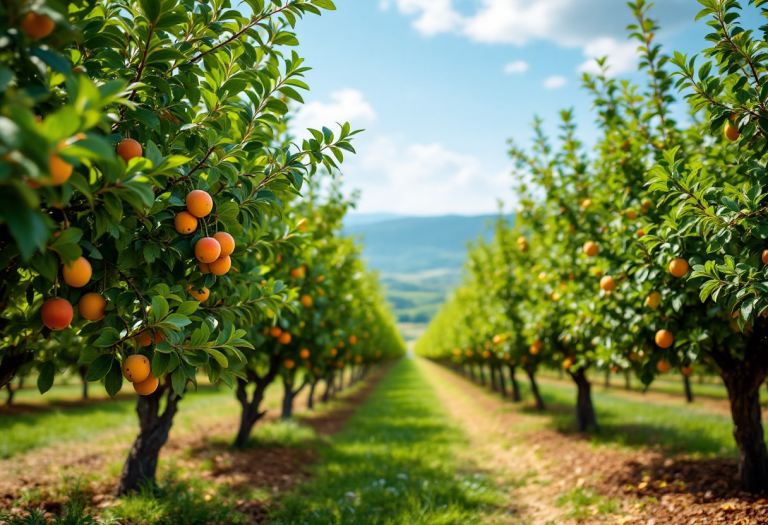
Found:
0,0 -> 404,496
417,0 -> 768,493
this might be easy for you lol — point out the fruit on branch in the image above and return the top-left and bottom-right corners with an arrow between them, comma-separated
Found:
279,332 -> 292,345
21,12 -> 55,39
301,295 -> 312,308
41,297 -> 74,331
668,258 -> 689,278
270,326 -> 283,338
199,263 -> 210,274
655,329 -> 674,349
133,372 -> 159,395
122,354 -> 151,383
300,349 -> 310,359
284,359 -> 295,369
174,212 -> 198,234
656,360 -> 671,373
186,190 -> 213,218
116,138 -> 143,162
213,232 -> 235,256
187,286 -> 209,302
62,257 -> 92,288
681,365 -> 694,376
724,121 -> 740,142
78,293 -> 106,321
600,275 -> 616,291
583,241 -> 599,257
209,256 -> 231,276
47,154 -> 73,186
646,291 -> 661,309
195,237 -> 221,263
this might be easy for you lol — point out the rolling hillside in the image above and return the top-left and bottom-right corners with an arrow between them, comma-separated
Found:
344,214 -> 511,338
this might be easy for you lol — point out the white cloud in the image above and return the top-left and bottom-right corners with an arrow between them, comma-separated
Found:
543,76 -> 566,89
380,0 -> 460,35
577,38 -> 639,76
292,89 -> 376,135
504,60 -> 528,75
343,136 -> 512,215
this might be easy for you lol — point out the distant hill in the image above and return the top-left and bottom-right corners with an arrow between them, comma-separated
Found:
344,214 -> 512,331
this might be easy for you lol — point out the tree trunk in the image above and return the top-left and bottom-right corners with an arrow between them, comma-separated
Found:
526,368 -> 545,410
714,343 -> 768,493
307,380 -> 317,410
508,364 -> 521,402
0,351 -> 33,390
233,355 -> 281,449
498,365 -> 507,398
570,368 -> 597,432
337,368 -> 345,392
625,373 -> 631,391
683,375 -> 693,403
490,364 -> 498,391
281,376 -> 308,419
478,365 -> 485,386
469,364 -> 476,381
5,383 -> 13,405
322,371 -> 333,403
79,366 -> 88,400
604,369 -> 610,388
116,380 -> 180,495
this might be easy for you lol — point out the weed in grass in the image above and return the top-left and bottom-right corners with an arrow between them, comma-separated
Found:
270,359 -> 511,524
555,487 -> 621,520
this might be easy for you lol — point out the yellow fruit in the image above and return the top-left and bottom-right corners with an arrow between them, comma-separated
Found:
62,257 -> 92,288
583,241 -> 599,257
174,211 -> 198,234
655,329 -> 674,349
187,286 -> 209,302
186,190 -> 213,218
581,199 -> 592,208
213,232 -> 235,257
209,255 -> 231,276
600,275 -> 616,291
724,121 -> 740,142
122,354 -> 150,383
133,372 -> 159,395
646,291 -> 661,309
669,258 -> 689,278
563,358 -> 573,370
78,293 -> 106,321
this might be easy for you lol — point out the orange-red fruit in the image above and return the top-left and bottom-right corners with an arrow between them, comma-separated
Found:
600,275 -> 616,291
681,365 -> 694,377
213,232 -> 235,256
122,354 -> 151,383
668,258 -> 689,278
284,359 -> 295,370
349,335 -> 357,345
133,372 -> 159,395
117,138 -> 143,162
78,293 -> 106,321
269,326 -> 283,338
195,237 -> 221,263
174,211 -> 198,234
655,329 -> 674,349
199,262 -> 210,274
41,297 -> 73,331
186,190 -> 213,218
301,295 -> 312,308
583,241 -> 599,257
48,154 -> 73,186
290,267 -> 305,279
656,360 -> 672,373
762,250 -> 768,265
279,332 -> 292,345
300,349 -> 310,359
138,331 -> 163,347
187,286 -> 210,302
62,257 -> 92,288
21,12 -> 55,39
209,256 -> 231,276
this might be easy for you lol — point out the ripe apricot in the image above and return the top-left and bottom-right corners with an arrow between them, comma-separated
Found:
301,294 -> 312,308
187,286 -> 209,302
492,335 -> 502,345
531,340 -> 543,353
213,232 -> 235,256
21,12 -> 55,39
138,331 -> 163,347
724,121 -> 740,142
41,297 -> 73,331
317,275 -> 325,282
656,360 -> 672,373
269,326 -> 282,338
625,209 -> 637,220
563,358 -> 573,369
300,349 -> 310,359
482,350 -> 490,359
116,138 -> 142,162
762,250 -> 768,265
279,332 -> 292,345
133,372 -> 159,395
636,229 -> 646,238
290,267 -> 305,279
655,329 -> 674,349
330,348 -> 338,357
122,354 -> 151,383
48,154 -> 73,186
186,190 -> 213,218
284,359 -> 295,370
78,292 -> 106,321
174,211 -> 198,234
600,275 -> 616,291
209,255 -> 231,276
199,262 -> 210,274
668,258 -> 689,278
641,199 -> 652,213
195,237 -> 221,263
681,365 -> 694,376
646,291 -> 662,309
62,257 -> 92,288
583,241 -> 599,257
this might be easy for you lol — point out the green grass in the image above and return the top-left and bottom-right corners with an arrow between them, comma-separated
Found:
555,487 -> 621,520
270,358 -> 510,524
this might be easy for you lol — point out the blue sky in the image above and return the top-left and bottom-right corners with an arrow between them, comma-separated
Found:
289,0 -> 763,216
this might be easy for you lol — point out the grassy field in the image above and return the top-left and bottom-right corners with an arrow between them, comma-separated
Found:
271,358 -> 511,524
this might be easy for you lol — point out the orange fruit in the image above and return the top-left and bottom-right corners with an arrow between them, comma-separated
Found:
269,326 -> 282,338
655,329 -> 674,349
48,154 -> 73,186
656,360 -> 672,373
563,358 -> 573,370
186,190 -> 213,218
187,286 -> 209,302
519,241 -> 529,251
668,258 -> 689,278
290,267 -> 305,279
625,209 -> 637,220
636,229 -> 646,238
78,293 -> 106,321
174,211 -> 198,234
209,255 -> 231,276
492,335 -> 502,344
300,349 -> 310,359
199,262 -> 210,274
62,257 -> 92,288
641,199 -> 652,213
349,335 -> 357,345
300,294 -> 312,308
482,350 -> 490,359
21,12 -> 55,39
681,365 -> 694,376
762,250 -> 768,265
330,348 -> 338,357
583,241 -> 599,257
581,199 -> 592,208
284,359 -> 295,370
116,138 -> 143,162
133,372 -> 159,395
41,297 -> 73,331
213,232 -> 235,256
317,275 -> 325,282
600,275 -> 616,291
279,332 -> 292,345
138,331 -> 163,347
195,237 -> 221,263
724,121 -> 740,142
646,291 -> 662,309
122,354 -> 151,383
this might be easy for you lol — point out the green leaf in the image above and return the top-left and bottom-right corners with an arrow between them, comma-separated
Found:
171,366 -> 187,396
93,327 -> 121,347
160,313 -> 191,330
37,361 -> 56,394
104,361 -> 123,397
86,354 -> 114,381
152,351 -> 171,377
176,301 -> 199,316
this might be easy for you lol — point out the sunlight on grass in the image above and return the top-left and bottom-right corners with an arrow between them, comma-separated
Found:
271,359 -> 511,524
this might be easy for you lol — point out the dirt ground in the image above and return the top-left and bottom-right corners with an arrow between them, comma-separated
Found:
423,360 -> 768,525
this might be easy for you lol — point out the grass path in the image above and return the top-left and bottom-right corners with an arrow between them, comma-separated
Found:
270,358 -> 514,524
